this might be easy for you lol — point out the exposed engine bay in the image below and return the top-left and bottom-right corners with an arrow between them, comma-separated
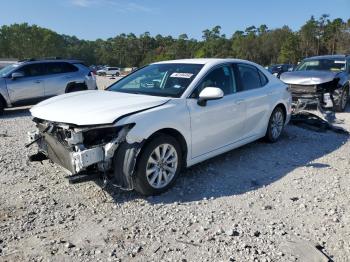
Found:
279,61 -> 350,131
284,78 -> 349,133
27,118 -> 140,190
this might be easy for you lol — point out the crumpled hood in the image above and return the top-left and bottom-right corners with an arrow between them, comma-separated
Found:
30,90 -> 170,126
280,70 -> 338,85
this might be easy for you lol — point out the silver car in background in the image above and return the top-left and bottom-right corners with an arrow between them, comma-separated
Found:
0,58 -> 97,114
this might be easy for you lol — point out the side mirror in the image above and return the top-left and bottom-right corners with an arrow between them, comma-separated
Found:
197,87 -> 224,106
11,72 -> 24,79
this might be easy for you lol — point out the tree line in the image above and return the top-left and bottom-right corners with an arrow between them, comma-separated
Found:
0,15 -> 349,67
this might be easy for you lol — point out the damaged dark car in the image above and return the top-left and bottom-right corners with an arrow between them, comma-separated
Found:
280,55 -> 350,112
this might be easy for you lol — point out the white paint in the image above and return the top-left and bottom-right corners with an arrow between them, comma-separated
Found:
31,58 -> 292,167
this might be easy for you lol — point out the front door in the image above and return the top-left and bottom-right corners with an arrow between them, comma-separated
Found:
187,65 -> 246,158
6,63 -> 45,105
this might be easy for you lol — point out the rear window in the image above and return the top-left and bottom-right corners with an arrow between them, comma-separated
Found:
45,62 -> 78,74
258,70 -> 268,86
237,64 -> 263,91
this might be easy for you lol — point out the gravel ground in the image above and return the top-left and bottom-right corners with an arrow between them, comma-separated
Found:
0,105 -> 350,262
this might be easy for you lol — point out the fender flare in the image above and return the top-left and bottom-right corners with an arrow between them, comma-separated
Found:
0,93 -> 8,108
65,81 -> 88,93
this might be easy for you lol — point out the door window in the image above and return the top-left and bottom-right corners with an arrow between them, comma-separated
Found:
237,63 -> 267,91
16,64 -> 45,77
258,70 -> 268,86
192,65 -> 236,97
45,62 -> 78,75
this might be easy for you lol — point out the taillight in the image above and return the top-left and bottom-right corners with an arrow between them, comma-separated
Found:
88,71 -> 96,79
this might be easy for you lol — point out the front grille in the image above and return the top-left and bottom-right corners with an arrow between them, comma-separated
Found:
289,84 -> 318,94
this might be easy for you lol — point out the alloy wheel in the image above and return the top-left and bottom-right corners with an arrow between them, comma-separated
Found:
271,110 -> 284,140
146,143 -> 178,189
342,90 -> 348,110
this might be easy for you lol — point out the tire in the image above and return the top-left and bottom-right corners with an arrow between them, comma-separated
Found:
0,98 -> 4,115
116,72 -> 120,77
265,106 -> 285,143
335,87 -> 348,112
66,84 -> 86,93
134,134 -> 182,196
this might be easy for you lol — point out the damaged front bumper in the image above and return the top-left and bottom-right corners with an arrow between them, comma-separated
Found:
288,79 -> 344,114
27,119 -> 133,176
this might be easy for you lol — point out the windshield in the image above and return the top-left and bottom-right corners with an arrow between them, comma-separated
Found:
268,65 -> 282,73
295,58 -> 346,72
108,63 -> 203,98
0,64 -> 18,77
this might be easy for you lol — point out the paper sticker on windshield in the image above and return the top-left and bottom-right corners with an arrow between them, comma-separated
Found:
334,61 -> 345,64
170,73 -> 193,78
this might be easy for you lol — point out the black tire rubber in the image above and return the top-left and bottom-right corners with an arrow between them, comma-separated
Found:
0,98 -> 4,115
265,106 -> 285,143
335,87 -> 348,112
66,84 -> 87,93
116,72 -> 120,77
134,134 -> 182,196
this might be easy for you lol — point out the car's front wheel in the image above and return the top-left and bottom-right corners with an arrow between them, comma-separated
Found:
335,87 -> 349,112
0,98 -> 4,115
134,135 -> 182,196
265,106 -> 285,143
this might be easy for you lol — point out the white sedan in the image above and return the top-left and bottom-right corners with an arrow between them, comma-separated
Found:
28,59 -> 292,195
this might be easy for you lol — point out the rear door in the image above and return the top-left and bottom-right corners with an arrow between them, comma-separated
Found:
43,62 -> 80,97
6,63 -> 45,105
187,64 -> 247,158
235,63 -> 271,138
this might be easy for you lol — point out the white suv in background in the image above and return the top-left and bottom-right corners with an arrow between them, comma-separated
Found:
97,67 -> 120,76
0,58 -> 97,113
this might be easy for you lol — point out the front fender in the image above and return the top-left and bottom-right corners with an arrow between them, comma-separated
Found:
116,100 -> 192,157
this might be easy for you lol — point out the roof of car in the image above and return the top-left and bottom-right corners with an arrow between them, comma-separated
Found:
17,58 -> 83,65
152,58 -> 258,66
304,54 -> 347,60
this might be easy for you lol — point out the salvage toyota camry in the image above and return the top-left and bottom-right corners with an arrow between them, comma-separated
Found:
28,59 -> 291,195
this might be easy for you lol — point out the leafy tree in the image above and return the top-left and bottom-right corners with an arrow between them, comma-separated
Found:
0,17 -> 349,67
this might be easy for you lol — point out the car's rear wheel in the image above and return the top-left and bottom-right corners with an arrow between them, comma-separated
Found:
335,87 -> 348,112
134,135 -> 182,196
66,84 -> 87,93
116,72 -> 120,77
265,106 -> 285,143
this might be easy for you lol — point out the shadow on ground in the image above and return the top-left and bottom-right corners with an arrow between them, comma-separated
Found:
97,124 -> 348,205
1,106 -> 31,119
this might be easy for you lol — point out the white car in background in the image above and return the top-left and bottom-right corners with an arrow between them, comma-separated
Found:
28,58 -> 292,196
97,66 -> 120,76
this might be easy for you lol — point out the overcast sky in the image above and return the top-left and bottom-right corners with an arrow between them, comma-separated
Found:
0,0 -> 349,40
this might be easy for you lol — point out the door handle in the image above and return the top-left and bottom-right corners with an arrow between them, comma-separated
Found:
235,99 -> 244,105
34,80 -> 42,84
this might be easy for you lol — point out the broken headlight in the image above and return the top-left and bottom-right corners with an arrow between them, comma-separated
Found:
83,127 -> 123,147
